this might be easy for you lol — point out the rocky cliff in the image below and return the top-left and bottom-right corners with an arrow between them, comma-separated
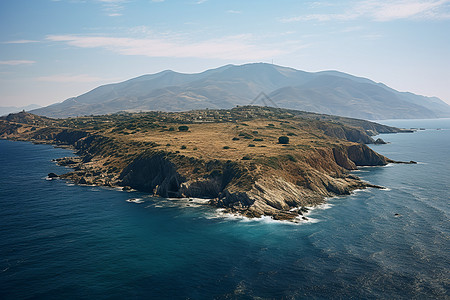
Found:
0,107 -> 413,221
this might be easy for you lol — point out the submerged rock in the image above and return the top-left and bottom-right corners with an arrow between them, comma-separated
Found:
47,172 -> 59,180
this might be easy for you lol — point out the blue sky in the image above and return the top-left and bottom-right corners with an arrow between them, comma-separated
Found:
1,0 -> 449,107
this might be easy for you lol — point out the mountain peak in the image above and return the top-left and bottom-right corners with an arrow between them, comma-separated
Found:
30,64 -> 450,120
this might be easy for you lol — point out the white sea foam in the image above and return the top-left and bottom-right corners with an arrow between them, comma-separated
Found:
307,202 -> 334,211
207,208 -> 320,225
126,198 -> 144,204
167,197 -> 211,204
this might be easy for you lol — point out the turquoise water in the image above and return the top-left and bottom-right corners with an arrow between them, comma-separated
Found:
0,119 -> 449,299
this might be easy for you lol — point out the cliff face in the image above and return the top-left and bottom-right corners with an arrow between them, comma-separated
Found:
119,152 -> 185,197
0,108 -> 408,221
113,143 -> 387,220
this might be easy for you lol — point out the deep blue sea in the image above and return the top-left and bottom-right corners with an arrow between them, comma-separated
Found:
1,119 -> 449,299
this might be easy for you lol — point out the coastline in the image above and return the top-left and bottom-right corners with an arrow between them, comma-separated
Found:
0,133 -> 392,222
0,107 -> 416,222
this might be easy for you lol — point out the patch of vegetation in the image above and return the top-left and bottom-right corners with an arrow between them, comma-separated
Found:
248,144 -> 255,147
278,136 -> 290,144
253,138 -> 263,141
232,137 -> 240,141
242,155 -> 252,160
287,132 -> 297,136
223,146 -> 230,149
181,145 -> 187,149
178,125 -> 189,132
285,154 -> 297,162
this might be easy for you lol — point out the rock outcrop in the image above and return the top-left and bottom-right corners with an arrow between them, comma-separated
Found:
0,107 -> 414,221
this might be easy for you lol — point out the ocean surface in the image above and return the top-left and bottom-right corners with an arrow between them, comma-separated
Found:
0,119 -> 449,299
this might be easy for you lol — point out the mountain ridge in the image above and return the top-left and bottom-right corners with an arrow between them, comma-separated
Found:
31,63 -> 450,120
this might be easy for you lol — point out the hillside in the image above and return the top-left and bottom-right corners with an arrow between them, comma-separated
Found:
0,106 -> 415,221
0,104 -> 41,116
30,63 -> 450,119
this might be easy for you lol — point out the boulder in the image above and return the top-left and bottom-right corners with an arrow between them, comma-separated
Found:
374,138 -> 387,144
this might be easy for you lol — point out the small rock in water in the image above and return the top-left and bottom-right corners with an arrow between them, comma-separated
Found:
374,138 -> 387,144
300,207 -> 309,213
394,213 -> 401,217
47,172 -> 59,179
302,217 -> 308,221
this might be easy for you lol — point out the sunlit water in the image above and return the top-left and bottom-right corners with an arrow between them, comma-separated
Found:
0,119 -> 449,299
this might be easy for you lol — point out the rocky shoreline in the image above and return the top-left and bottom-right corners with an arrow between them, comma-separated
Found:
46,141 -> 400,221
0,107 -> 416,221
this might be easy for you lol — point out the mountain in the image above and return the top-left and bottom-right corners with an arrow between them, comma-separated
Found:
0,104 -> 41,116
31,63 -> 450,119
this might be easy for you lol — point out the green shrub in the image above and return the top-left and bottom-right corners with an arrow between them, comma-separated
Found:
242,156 -> 252,160
253,138 -> 263,141
178,125 -> 189,132
278,136 -> 290,144
223,146 -> 230,149
181,145 -> 187,149
232,137 -> 240,141
285,154 -> 297,162
168,127 -> 175,131
248,144 -> 255,147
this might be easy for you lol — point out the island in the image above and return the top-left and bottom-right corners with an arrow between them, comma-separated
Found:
0,106 -> 414,221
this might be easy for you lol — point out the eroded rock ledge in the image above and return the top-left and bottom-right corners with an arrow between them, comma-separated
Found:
0,107 -> 415,221
112,144 -> 388,220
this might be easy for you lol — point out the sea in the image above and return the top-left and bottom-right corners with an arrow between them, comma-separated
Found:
0,118 -> 449,299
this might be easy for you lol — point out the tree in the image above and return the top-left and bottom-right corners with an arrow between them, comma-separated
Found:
278,136 -> 289,144
178,125 -> 189,132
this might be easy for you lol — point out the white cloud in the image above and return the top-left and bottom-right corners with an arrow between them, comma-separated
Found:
2,40 -> 39,44
35,74 -> 104,83
362,0 -> 450,21
97,0 -> 127,17
46,34 -> 288,60
227,10 -> 242,14
98,0 -> 126,3
196,0 -> 208,4
0,60 -> 36,65
281,0 -> 450,22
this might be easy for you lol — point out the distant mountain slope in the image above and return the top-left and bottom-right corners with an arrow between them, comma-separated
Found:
31,63 -> 450,119
0,104 -> 41,116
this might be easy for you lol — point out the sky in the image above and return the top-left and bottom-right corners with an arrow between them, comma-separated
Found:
1,0 -> 449,108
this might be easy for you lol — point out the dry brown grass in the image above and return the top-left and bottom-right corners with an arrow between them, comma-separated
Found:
108,118 -> 348,162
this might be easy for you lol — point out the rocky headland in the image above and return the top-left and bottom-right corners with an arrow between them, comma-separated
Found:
0,106 -> 415,221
